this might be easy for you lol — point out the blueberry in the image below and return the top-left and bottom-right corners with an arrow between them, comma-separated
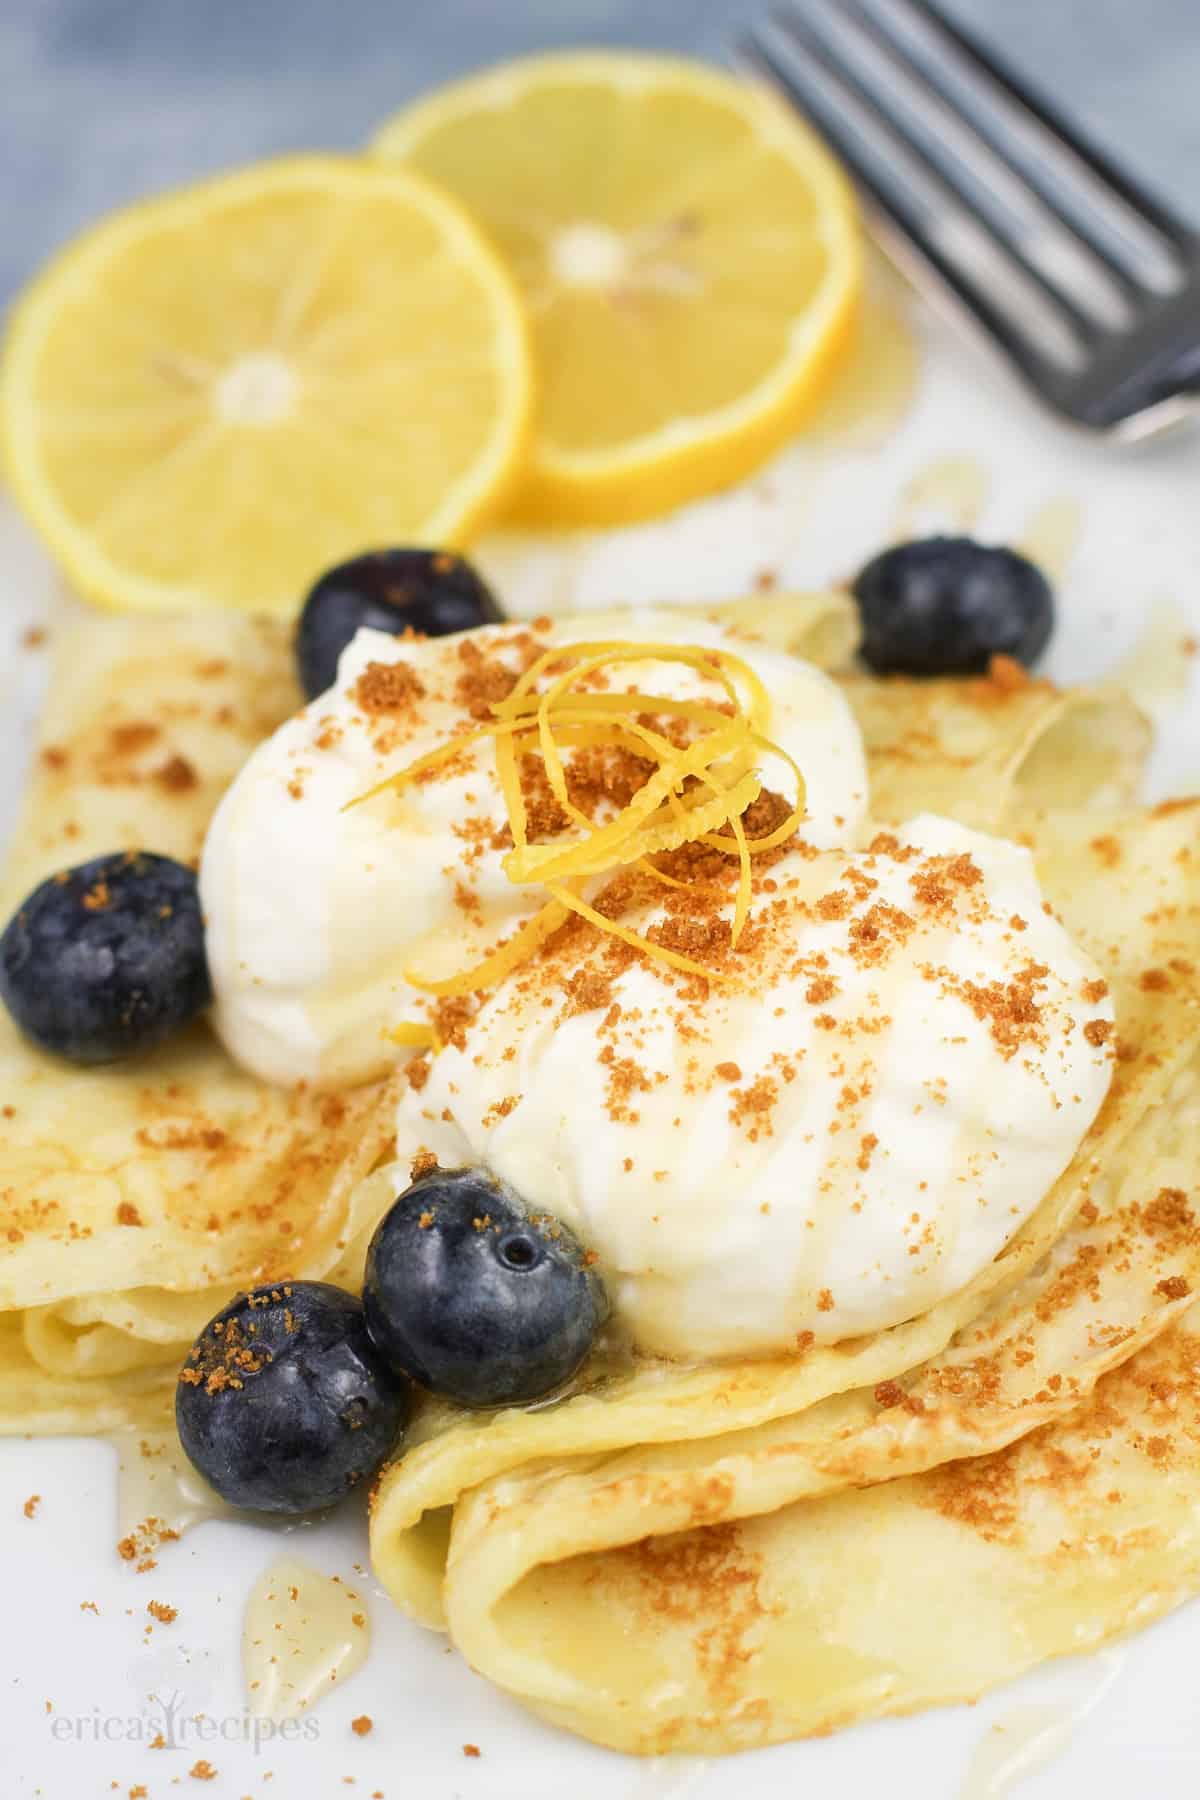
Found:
362,1167 -> 609,1409
852,535 -> 1054,677
0,851 -> 211,1065
295,548 -> 505,699
176,1281 -> 409,1515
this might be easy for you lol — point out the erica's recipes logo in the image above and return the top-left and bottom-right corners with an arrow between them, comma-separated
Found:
48,1689 -> 319,1754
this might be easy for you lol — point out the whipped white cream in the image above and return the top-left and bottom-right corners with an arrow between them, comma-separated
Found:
397,815 -> 1115,1358
201,610 -> 869,1087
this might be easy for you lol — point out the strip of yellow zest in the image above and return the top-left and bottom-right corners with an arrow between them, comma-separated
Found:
368,638 -> 807,1002
544,882 -> 729,985
502,718 -> 751,883
345,716 -> 531,810
402,899 -> 570,997
703,732 -> 808,855
493,640 -> 771,734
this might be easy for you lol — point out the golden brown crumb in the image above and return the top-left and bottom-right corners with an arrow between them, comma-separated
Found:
713,1061 -> 741,1082
156,752 -> 198,793
353,660 -> 426,715
23,1494 -> 40,1519
189,1762 -> 218,1781
1084,1019 -> 1113,1047
117,1518 -> 181,1566
116,1201 -> 143,1227
79,1600 -> 99,1614
857,1133 -> 879,1172
1157,1275 -> 1192,1301
410,1149 -> 439,1182
147,1600 -> 177,1623
988,653 -> 1031,691
1090,834 -> 1122,868
178,1309 -> 270,1396
454,637 -> 519,720
463,1744 -> 481,1758
351,1715 -> 373,1737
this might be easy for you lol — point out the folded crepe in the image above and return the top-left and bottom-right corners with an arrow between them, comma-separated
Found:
0,590 -> 872,1428
367,724 -> 1200,1753
5,595 -> 1192,1764
0,612 -> 401,1429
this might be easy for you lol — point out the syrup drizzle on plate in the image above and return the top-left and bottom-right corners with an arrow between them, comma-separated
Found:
623,1754 -> 712,1798
1019,495 -> 1083,586
108,1425 -> 234,1546
242,1554 -> 370,1720
958,1650 -> 1126,1798
891,453 -> 989,539
1105,595 -> 1195,721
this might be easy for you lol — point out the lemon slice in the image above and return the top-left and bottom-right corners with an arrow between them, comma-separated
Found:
1,155 -> 533,614
373,52 -> 861,527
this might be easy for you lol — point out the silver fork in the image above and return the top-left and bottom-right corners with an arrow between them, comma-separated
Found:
734,0 -> 1200,440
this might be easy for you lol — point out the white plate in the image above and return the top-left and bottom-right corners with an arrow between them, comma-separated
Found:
3,277 -> 1200,1800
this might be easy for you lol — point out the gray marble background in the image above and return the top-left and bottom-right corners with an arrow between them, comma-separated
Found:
1,0 -> 1196,309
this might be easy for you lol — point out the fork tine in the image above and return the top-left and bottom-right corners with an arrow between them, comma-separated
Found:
765,3 -> 1111,350
738,12 -> 1091,377
827,0 -> 1139,328
882,0 -> 1192,276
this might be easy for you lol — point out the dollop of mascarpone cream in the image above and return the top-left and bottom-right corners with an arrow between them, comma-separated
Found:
397,814 -> 1115,1358
201,610 -> 869,1087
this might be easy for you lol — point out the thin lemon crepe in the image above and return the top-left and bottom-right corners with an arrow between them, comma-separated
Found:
0,592 -> 864,1426
2,599 -> 1189,1763
369,798 -> 1200,1751
0,614 -> 397,1427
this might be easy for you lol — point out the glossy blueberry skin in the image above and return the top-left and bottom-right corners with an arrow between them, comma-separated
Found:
295,548 -> 505,699
176,1282 -> 410,1515
0,851 -> 211,1065
362,1168 -> 609,1409
852,535 -> 1055,677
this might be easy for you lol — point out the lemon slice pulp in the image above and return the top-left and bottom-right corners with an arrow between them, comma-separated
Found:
1,154 -> 533,613
374,52 -> 861,525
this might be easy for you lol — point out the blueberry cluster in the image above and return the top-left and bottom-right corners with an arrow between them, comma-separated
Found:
175,1170 -> 609,1514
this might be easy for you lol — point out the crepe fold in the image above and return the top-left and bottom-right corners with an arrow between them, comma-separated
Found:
369,780 -> 1200,1751
0,593 -> 878,1427
0,614 -> 402,1429
1,602 -> 1185,1752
